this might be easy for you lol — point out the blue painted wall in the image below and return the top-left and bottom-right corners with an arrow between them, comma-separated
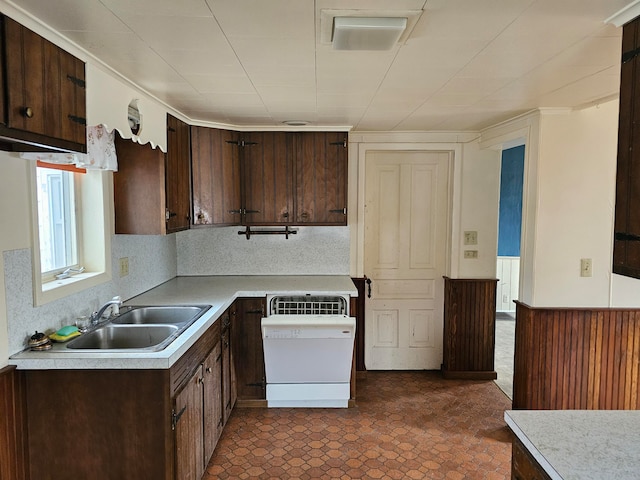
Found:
498,145 -> 525,257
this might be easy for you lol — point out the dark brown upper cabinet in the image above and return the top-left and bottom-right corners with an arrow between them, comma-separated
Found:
190,127 -> 348,228
614,17 -> 640,278
113,119 -> 191,235
0,15 -> 86,153
191,126 -> 242,226
241,131 -> 293,225
165,114 -> 191,233
294,131 -> 348,226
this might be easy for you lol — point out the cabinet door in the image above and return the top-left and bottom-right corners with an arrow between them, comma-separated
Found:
232,298 -> 266,400
294,132 -> 348,225
242,131 -> 293,225
114,133 -> 167,234
191,126 -> 242,226
203,341 -> 222,464
221,308 -> 235,423
3,16 -> 86,147
166,114 -> 191,233
614,17 -> 640,278
174,367 -> 204,480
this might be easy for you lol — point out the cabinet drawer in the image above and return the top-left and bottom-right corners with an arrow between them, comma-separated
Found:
170,320 -> 220,396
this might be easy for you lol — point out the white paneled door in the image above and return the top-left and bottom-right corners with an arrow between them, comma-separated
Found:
364,150 -> 451,370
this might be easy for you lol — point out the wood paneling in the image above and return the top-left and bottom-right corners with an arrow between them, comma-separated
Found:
0,366 -> 28,480
514,302 -> 640,410
442,277 -> 498,380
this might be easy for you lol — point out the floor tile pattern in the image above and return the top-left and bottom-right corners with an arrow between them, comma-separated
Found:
205,372 -> 513,479
494,315 -> 515,399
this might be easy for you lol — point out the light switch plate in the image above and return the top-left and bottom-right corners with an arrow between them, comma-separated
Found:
464,250 -> 478,259
464,231 -> 478,245
119,257 -> 129,277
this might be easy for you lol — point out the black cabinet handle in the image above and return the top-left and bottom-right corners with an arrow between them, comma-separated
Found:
366,277 -> 372,298
171,405 -> 187,430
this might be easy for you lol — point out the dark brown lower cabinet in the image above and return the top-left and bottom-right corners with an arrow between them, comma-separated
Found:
175,366 -> 205,480
511,437 -> 552,480
232,297 -> 267,404
24,320 -> 225,480
0,366 -> 28,480
221,306 -> 237,421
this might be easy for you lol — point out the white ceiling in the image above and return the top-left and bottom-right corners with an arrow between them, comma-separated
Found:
9,0 -> 632,131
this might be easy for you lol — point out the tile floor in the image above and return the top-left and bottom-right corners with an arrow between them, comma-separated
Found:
205,372 -> 513,479
494,313 -> 516,400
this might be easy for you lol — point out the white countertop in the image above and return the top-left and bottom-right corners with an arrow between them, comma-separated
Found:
9,275 -> 357,370
505,410 -> 640,480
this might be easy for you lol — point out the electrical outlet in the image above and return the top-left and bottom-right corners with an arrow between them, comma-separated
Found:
119,257 -> 129,277
464,250 -> 478,259
464,231 -> 478,245
580,258 -> 592,277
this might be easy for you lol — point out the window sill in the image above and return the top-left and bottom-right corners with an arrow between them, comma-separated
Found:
36,270 -> 111,306
42,271 -> 104,292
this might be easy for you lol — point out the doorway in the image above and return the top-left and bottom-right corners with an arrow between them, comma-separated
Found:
494,144 -> 525,398
363,150 -> 451,370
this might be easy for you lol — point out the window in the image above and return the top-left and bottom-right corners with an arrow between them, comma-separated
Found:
30,161 -> 111,305
35,166 -> 80,278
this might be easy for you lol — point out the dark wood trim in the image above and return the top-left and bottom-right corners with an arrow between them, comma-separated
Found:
0,366 -> 29,480
351,277 -> 366,372
442,277 -> 498,380
514,302 -> 640,410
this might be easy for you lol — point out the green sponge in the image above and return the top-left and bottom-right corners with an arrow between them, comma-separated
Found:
49,325 -> 81,342
56,325 -> 79,337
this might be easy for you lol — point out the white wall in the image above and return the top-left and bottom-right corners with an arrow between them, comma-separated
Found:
457,140 -> 501,278
0,155 -> 31,366
533,104 -> 618,306
482,101 -> 626,308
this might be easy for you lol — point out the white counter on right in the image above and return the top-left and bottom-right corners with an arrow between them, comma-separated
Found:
505,410 -> 640,479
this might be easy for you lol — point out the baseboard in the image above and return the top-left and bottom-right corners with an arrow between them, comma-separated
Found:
441,369 -> 498,380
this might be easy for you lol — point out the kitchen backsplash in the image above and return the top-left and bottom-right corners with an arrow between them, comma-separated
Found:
5,226 -> 349,354
4,234 -> 177,355
176,226 -> 350,276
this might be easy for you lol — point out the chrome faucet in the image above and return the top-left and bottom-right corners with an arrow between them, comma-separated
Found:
90,296 -> 122,326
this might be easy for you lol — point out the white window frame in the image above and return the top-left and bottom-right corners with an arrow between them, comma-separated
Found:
29,162 -> 112,306
35,166 -> 81,281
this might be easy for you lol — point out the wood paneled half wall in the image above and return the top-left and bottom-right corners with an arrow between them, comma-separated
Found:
442,277 -> 498,380
514,302 -> 640,410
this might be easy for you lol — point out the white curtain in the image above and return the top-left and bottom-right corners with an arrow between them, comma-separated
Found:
20,124 -> 118,171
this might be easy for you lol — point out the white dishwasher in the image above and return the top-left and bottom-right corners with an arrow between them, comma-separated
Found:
261,295 -> 356,408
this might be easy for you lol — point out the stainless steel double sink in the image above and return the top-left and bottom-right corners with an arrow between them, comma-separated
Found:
65,305 -> 210,352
